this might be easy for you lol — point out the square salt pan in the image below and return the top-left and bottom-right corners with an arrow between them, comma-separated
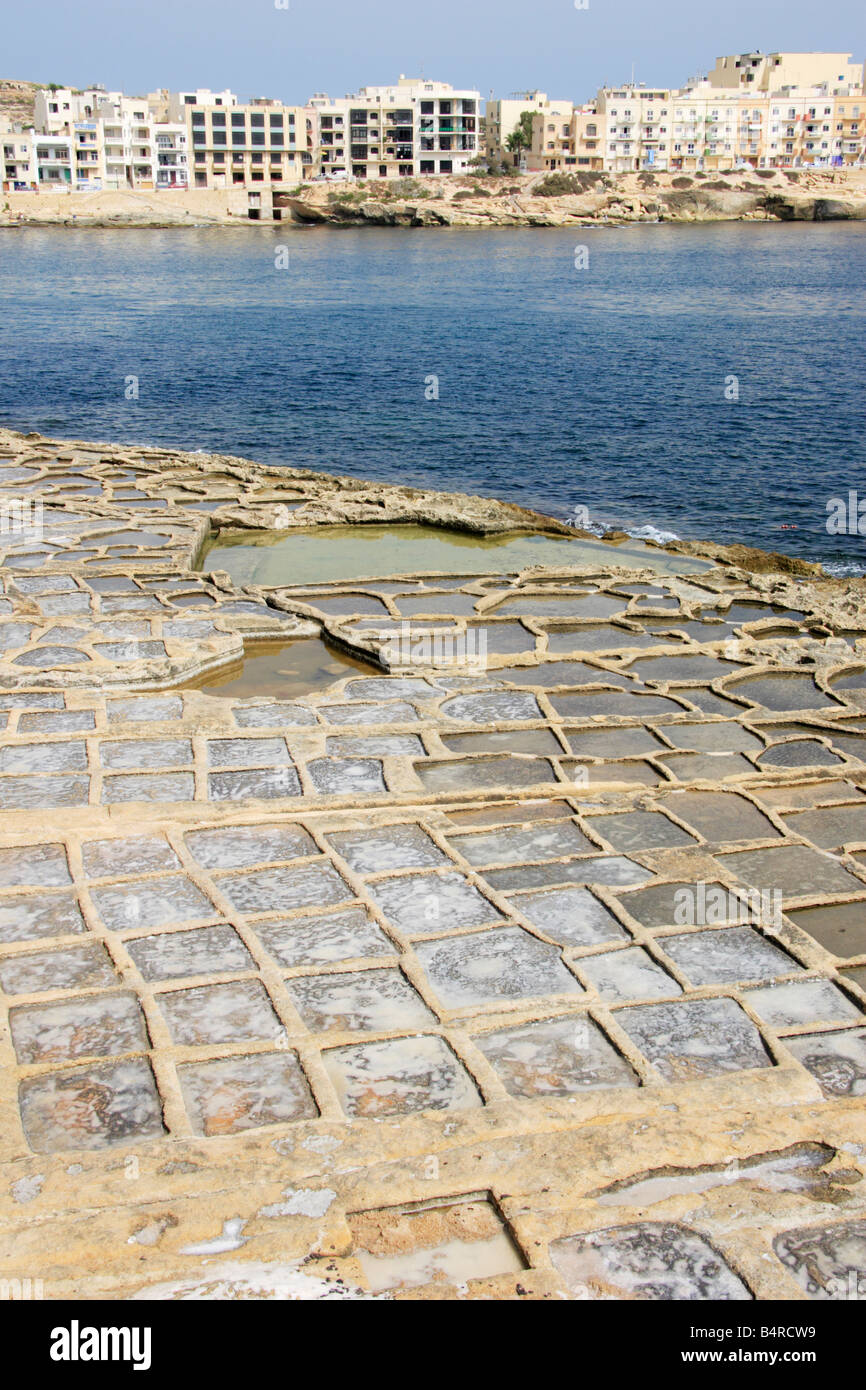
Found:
254,908 -> 394,968
414,926 -> 582,1009
509,886 -> 629,948
178,1051 -> 318,1136
19,1059 -> 165,1153
214,860 -> 351,915
742,979 -> 863,1030
366,871 -> 502,936
616,997 -> 772,1083
287,968 -> 436,1033
90,876 -> 216,932
185,823 -> 317,870
158,979 -> 285,1046
327,824 -> 448,875
475,1014 -> 638,1097
10,991 -> 147,1064
323,1034 -> 481,1118
449,820 -> 594,867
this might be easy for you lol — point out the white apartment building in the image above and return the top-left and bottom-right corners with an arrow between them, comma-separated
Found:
99,98 -> 157,189
35,86 -> 124,131
33,87 -> 161,189
596,87 -> 673,171
309,76 -> 480,179
33,133 -> 75,187
154,124 -> 188,187
1,120 -> 37,189
166,89 -> 237,122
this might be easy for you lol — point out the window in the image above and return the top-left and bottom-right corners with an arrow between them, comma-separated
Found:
251,113 -> 265,128
232,113 -> 246,127
192,111 -> 205,126
212,113 -> 226,127
270,114 -> 283,128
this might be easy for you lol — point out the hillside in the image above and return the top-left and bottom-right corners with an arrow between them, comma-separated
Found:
0,79 -> 46,126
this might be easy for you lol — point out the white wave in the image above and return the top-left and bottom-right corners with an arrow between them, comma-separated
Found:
822,560 -> 866,577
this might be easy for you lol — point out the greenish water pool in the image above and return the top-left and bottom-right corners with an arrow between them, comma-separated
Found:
199,524 -> 710,586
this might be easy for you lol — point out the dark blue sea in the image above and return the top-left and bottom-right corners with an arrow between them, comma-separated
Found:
1,222 -> 864,571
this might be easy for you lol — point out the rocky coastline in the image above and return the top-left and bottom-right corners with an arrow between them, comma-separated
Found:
3,167 -> 866,229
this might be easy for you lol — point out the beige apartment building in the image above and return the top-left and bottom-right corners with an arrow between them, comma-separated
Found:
526,103 -> 604,171
665,85 -> 766,170
527,101 -> 573,169
485,91 -> 562,162
308,77 -> 480,180
708,51 -> 864,93
182,96 -> 305,189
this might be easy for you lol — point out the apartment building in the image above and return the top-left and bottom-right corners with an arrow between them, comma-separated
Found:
763,90 -> 865,167
1,120 -> 37,190
831,93 -> 865,165
183,96 -> 305,189
663,84 -> 763,170
524,103 -> 605,172
708,51 -> 864,93
33,133 -> 75,187
35,86 -> 124,130
596,87 -> 673,171
309,77 -> 480,179
163,89 -> 237,121
527,101 -> 573,170
33,87 -> 163,189
485,91 -> 559,162
154,125 -> 188,187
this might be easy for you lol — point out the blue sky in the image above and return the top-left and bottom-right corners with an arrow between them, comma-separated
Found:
5,0 -> 864,104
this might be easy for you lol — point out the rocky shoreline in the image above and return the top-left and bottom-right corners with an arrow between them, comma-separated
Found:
3,168 -> 866,229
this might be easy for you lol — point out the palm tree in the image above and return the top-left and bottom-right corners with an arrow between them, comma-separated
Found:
505,111 -> 535,166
